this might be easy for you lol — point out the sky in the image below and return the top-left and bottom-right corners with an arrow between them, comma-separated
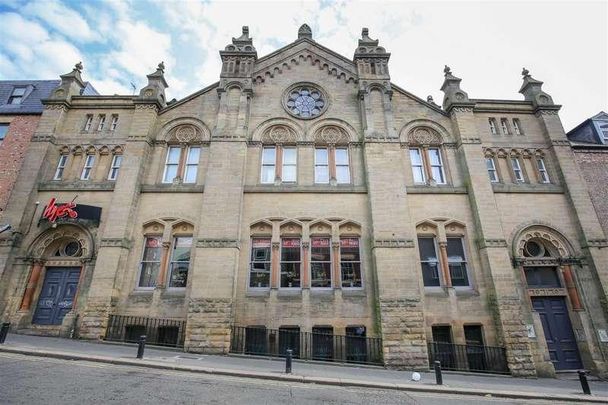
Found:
0,0 -> 606,131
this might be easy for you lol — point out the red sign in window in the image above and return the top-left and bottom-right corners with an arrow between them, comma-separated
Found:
282,238 -> 301,248
252,238 -> 271,248
311,238 -> 330,248
42,197 -> 78,223
340,238 -> 359,248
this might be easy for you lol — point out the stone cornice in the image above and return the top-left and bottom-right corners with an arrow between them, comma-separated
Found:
243,185 -> 367,194
38,181 -> 116,192
477,239 -> 508,249
100,238 -> 132,249
373,239 -> 415,248
583,239 -> 608,249
141,184 -> 204,193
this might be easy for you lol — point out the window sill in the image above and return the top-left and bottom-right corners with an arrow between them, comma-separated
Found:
277,289 -> 302,298
130,289 -> 154,295
424,286 -> 448,296
246,289 -> 270,297
141,184 -> 204,193
163,288 -> 186,296
310,288 -> 334,296
341,288 -> 365,297
38,181 -> 116,191
406,185 -> 467,194
244,185 -> 367,194
491,183 -> 564,193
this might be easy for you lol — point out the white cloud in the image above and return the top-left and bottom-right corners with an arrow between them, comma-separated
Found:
22,0 -> 100,43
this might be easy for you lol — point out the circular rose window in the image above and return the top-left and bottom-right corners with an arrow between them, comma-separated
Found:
283,84 -> 327,119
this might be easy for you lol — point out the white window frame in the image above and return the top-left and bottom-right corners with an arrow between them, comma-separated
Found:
310,236 -> 332,289
97,115 -> 106,132
314,147 -> 330,184
53,155 -> 68,180
260,146 -> 276,184
335,147 -> 351,184
500,118 -> 510,135
107,154 -> 122,181
281,146 -> 297,183
446,236 -> 471,288
80,154 -> 95,180
537,158 -> 550,183
409,148 -> 426,184
110,115 -> 119,131
486,157 -> 498,183
418,236 -> 441,287
280,237 -> 302,289
428,147 -> 446,184
138,235 -> 162,289
84,115 -> 93,132
340,237 -> 363,289
511,157 -> 524,182
249,237 -> 272,290
513,119 -> 522,135
489,118 -> 498,135
162,146 -> 181,183
167,236 -> 192,289
183,146 -> 200,184
8,87 -> 26,104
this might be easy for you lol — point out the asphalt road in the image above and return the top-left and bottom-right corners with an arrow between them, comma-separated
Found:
0,352 -> 554,405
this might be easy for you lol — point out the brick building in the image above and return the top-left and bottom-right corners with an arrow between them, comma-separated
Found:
1,26 -> 607,378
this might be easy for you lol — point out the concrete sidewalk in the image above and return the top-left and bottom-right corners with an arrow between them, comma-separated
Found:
1,333 -> 606,403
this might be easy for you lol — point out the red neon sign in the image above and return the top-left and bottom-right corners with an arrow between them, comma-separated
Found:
42,197 -> 78,223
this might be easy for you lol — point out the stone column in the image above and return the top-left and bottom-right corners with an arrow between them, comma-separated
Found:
19,260 -> 45,311
270,242 -> 280,289
155,241 -> 172,288
438,242 -> 452,288
562,264 -> 582,310
301,241 -> 310,288
332,241 -> 341,289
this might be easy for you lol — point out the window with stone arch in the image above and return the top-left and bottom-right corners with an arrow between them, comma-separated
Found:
137,220 -> 194,289
416,220 -> 472,288
259,125 -> 299,185
309,220 -> 333,289
161,123 -> 205,184
407,127 -> 448,185
313,125 -> 351,185
248,221 -> 273,289
279,221 -> 303,289
338,221 -> 363,288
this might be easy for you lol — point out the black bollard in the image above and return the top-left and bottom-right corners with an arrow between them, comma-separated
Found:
0,322 -> 10,344
434,360 -> 443,385
136,335 -> 146,359
578,370 -> 591,395
285,349 -> 292,374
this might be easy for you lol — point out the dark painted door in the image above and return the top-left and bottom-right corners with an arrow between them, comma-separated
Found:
32,267 -> 81,325
532,297 -> 582,370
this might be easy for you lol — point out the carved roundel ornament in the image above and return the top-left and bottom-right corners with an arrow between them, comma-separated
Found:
283,84 -> 328,119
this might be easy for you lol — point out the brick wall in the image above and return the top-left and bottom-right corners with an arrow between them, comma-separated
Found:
0,115 -> 40,212
573,149 -> 608,237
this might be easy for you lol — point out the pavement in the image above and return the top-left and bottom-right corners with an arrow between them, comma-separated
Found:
0,333 -> 607,403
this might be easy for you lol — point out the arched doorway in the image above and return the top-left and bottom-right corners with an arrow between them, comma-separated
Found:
514,226 -> 583,371
20,224 -> 94,329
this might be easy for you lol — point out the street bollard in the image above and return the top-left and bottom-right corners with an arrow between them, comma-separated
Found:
136,335 -> 146,359
0,322 -> 10,344
285,349 -> 292,374
578,370 -> 591,395
434,361 -> 443,385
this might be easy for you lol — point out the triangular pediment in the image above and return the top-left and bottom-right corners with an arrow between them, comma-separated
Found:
253,39 -> 358,85
592,111 -> 608,121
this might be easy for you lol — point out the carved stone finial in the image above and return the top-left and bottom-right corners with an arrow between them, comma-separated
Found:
358,27 -> 378,46
242,26 -> 249,36
427,95 -> 434,103
158,61 -> 165,73
522,67 -> 530,77
75,62 -> 83,72
444,65 -> 451,76
298,23 -> 312,39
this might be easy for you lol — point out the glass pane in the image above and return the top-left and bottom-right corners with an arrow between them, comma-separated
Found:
412,166 -> 425,183
447,238 -> 465,261
12,87 -> 26,96
336,166 -> 350,184
164,164 -> 178,182
485,158 -> 494,170
417,237 -> 437,261
261,166 -> 275,183
511,158 -> 520,170
114,155 -> 123,167
282,148 -> 297,165
281,243 -> 301,261
421,262 -> 441,286
262,147 -> 276,164
139,262 -> 159,287
311,262 -> 332,288
143,237 -> 162,261
450,263 -> 469,287
311,238 -> 331,261
431,167 -> 445,183
169,262 -> 189,287
341,262 -> 362,287
184,165 -> 197,183
187,147 -> 200,164
428,149 -> 441,165
315,166 -> 329,183
172,237 -> 192,261
282,165 -> 296,182
335,148 -> 349,165
249,265 -> 270,288
315,148 -> 328,164
409,149 -> 422,165
280,262 -> 301,287
167,147 -> 181,164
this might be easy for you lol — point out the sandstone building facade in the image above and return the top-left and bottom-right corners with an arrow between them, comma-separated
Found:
1,25 -> 607,377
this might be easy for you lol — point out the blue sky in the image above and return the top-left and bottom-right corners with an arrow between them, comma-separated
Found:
0,0 -> 606,131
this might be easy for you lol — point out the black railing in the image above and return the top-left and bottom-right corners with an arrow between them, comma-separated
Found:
230,326 -> 383,366
427,341 -> 509,374
105,315 -> 186,348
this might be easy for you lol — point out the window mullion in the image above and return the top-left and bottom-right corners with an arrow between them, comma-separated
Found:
328,145 -> 337,181
438,241 -> 452,288
276,145 -> 283,182
421,146 -> 432,183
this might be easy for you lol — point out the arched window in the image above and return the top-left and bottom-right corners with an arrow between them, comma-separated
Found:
162,125 -> 203,184
260,125 -> 298,185
407,127 -> 446,185
313,126 -> 351,185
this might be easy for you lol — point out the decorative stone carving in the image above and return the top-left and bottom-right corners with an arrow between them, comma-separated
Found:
407,127 -> 442,145
196,239 -> 240,249
174,125 -> 198,143
515,226 -> 569,258
262,125 -> 297,144
373,239 -> 415,248
316,126 -> 349,145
